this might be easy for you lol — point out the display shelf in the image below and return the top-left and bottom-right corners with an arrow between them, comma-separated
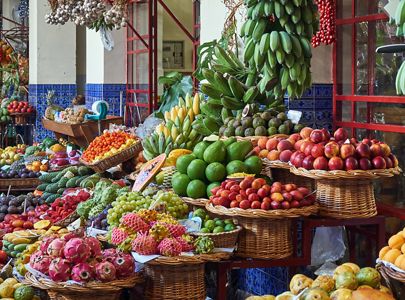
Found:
215,216 -> 386,299
42,116 -> 123,147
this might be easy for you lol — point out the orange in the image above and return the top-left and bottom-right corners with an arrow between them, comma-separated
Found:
379,246 -> 391,259
388,234 -> 404,250
32,161 -> 41,168
40,164 -> 48,172
32,165 -> 40,172
383,249 -> 401,264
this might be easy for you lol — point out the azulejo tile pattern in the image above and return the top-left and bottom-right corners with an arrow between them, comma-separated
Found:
85,83 -> 127,116
28,84 -> 77,141
285,84 -> 333,131
237,267 -> 289,296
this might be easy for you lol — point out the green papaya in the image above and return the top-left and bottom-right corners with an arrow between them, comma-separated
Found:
203,140 -> 226,163
226,141 -> 253,162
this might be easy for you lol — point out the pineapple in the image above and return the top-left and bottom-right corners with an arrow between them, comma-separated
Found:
44,90 -> 63,120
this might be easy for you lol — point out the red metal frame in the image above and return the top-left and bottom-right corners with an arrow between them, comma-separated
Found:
125,0 -> 200,125
333,1 -> 405,135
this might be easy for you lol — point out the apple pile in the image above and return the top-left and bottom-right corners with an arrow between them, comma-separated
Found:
209,177 -> 316,210
255,127 -> 399,171
0,206 -> 48,233
7,100 -> 34,114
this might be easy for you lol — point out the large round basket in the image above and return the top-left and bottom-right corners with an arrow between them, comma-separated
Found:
144,253 -> 230,300
263,159 -> 315,190
235,134 -> 289,145
206,203 -> 318,259
190,226 -> 242,248
376,263 -> 405,299
80,141 -> 142,173
182,197 -> 208,209
23,272 -> 142,300
290,166 -> 401,219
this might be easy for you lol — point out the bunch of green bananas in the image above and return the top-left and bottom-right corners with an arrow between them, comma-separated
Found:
241,0 -> 318,100
392,0 -> 405,36
142,94 -> 203,160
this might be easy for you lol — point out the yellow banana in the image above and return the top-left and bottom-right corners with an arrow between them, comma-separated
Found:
171,126 -> 179,140
178,97 -> 185,107
170,106 -> 178,121
188,109 -> 194,122
193,94 -> 200,115
185,94 -> 193,109
164,111 -> 171,122
163,127 -> 170,138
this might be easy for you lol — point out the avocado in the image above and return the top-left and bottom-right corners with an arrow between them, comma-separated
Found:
241,116 -> 253,128
219,125 -> 226,136
277,112 -> 287,121
223,127 -> 235,137
255,126 -> 267,136
278,124 -> 290,134
261,111 -> 272,121
252,117 -> 266,129
224,117 -> 234,125
294,123 -> 304,133
284,119 -> 293,129
233,119 -> 241,128
268,118 -> 282,128
235,126 -> 245,137
244,127 -> 255,137
268,126 -> 278,136
203,140 -> 227,163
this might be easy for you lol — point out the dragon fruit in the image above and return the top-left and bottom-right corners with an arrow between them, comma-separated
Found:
95,261 -> 116,282
30,251 -> 52,275
40,235 -> 57,253
176,235 -> 195,252
47,238 -> 66,257
121,213 -> 150,232
63,238 -> 91,264
131,233 -> 158,255
113,254 -> 135,278
71,263 -> 94,282
62,232 -> 80,242
157,238 -> 182,257
110,227 -> 129,245
164,223 -> 186,237
85,237 -> 102,256
102,248 -> 118,262
49,258 -> 71,281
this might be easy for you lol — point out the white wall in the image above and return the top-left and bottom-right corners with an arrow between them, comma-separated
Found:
200,0 -> 332,84
86,29 -> 105,84
29,0 -> 76,84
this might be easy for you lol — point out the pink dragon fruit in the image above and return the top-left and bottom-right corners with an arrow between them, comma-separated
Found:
131,232 -> 158,255
157,238 -> 182,257
113,254 -> 135,278
62,232 -> 80,242
95,261 -> 116,282
49,258 -> 71,281
71,263 -> 94,282
85,237 -> 102,257
47,238 -> 66,257
102,248 -> 118,262
63,238 -> 91,264
40,235 -> 57,253
30,251 -> 52,275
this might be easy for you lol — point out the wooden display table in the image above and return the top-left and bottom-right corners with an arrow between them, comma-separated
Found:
42,116 -> 123,147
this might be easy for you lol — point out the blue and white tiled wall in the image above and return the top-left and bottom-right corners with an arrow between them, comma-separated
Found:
85,84 -> 126,116
285,83 -> 333,131
28,84 -> 77,141
237,267 -> 289,296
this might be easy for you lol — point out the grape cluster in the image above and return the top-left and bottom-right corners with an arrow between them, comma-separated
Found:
88,205 -> 111,230
154,191 -> 189,220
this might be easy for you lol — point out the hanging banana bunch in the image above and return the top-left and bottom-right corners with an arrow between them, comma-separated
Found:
142,94 -> 203,160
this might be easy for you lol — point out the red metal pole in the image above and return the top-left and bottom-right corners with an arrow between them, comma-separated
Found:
153,0 -> 158,111
148,0 -> 153,116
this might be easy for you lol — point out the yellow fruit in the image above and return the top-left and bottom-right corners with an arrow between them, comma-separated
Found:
0,283 -> 14,298
383,249 -> 402,264
333,265 -> 354,279
275,292 -> 294,300
401,243 -> 405,254
394,254 -> 405,270
289,274 -> 313,295
357,285 -> 373,290
168,149 -> 192,160
388,234 -> 404,249
380,285 -> 392,295
379,246 -> 391,259
192,94 -> 200,115
13,283 -> 23,289
4,278 -> 18,286
33,220 -> 51,230
341,262 -> 360,274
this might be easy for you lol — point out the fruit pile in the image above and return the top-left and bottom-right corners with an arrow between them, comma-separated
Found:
6,100 -> 34,114
55,107 -> 90,124
257,127 -> 399,171
312,0 -> 336,47
0,107 -> 11,124
0,279 -> 36,300
43,189 -> 91,223
172,138 -> 263,199
2,230 -> 39,258
209,177 -> 315,210
14,240 -> 41,276
220,110 -> 304,137
82,130 -> 138,163
379,226 -> 405,271
26,160 -> 49,172
36,166 -> 96,204
49,150 -> 81,168
142,94 -> 202,160
29,234 -> 136,282
192,209 -> 237,233
0,193 -> 45,222
0,168 -> 40,180
0,146 -> 23,167
262,262 -> 392,300
106,191 -> 188,228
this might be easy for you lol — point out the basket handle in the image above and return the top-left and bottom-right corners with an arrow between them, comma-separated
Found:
16,134 -> 24,145
376,263 -> 393,291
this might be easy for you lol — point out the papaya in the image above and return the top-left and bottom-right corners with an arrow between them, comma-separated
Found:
226,141 -> 253,162
203,140 -> 226,163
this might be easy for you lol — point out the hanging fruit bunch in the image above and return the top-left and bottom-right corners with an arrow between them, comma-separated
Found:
45,0 -> 127,30
0,40 -> 14,66
240,0 -> 319,100
311,0 -> 336,47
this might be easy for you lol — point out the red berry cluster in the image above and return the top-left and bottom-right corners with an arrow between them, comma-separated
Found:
312,0 -> 336,47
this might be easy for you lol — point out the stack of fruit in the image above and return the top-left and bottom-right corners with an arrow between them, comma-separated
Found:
209,177 -> 315,210
0,107 -> 11,124
0,146 -> 23,167
49,150 -> 81,168
142,94 -> 202,160
256,127 -> 399,171
81,130 -> 138,163
0,279 -> 37,300
14,240 -> 41,276
54,107 -> 90,124
0,168 -> 40,180
379,226 -> 405,271
111,209 -> 214,255
29,234 -> 136,282
6,100 -> 35,114
0,193 -> 45,223
192,209 -> 237,233
25,160 -> 49,172
172,138 -> 264,199
258,262 -> 393,300
220,109 -> 304,137
2,230 -> 39,258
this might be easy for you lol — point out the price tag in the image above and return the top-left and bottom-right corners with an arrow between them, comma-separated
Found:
179,217 -> 202,233
86,227 -> 108,237
131,252 -> 160,264
67,218 -> 81,231
41,159 -> 49,165
287,110 -> 302,124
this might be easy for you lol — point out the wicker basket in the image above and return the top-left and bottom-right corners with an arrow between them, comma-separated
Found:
54,211 -> 79,227
291,166 -> 401,219
205,203 -> 319,259
190,226 -> 242,248
377,263 -> 405,283
24,272 -> 142,300
182,197 -> 208,209
80,141 -> 142,173
0,178 -> 40,190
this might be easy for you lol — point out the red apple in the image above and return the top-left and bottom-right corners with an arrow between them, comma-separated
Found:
279,150 -> 293,162
218,197 -> 231,207
324,141 -> 340,158
230,185 -> 240,193
282,192 -> 293,202
290,190 -> 304,201
262,197 -> 271,204
334,128 -> 348,142
370,144 -> 382,157
359,158 -> 372,170
266,138 -> 279,151
229,192 -> 238,201
270,200 -> 281,210
225,181 -> 236,190
277,140 -> 293,152
246,188 -> 257,196
230,200 -> 239,208
291,152 -> 306,168
310,129 -> 324,144
302,155 -> 315,170
284,183 -> 296,192
304,143 -> 314,156
297,187 -> 310,196
311,144 -> 325,158
281,201 -> 291,209
344,157 -> 359,171
257,188 -> 268,198
372,156 -> 387,169
362,138 -> 372,146
251,201 -> 261,209
289,133 -> 301,142
300,127 -> 313,139
356,143 -> 370,158
294,140 -> 305,151
321,128 -> 331,141
328,157 -> 344,170
340,143 -> 356,159
313,157 -> 328,170
248,193 -> 260,202
389,154 -> 399,167
239,200 -> 250,209
290,200 -> 301,208
211,186 -> 221,196
261,201 -> 271,210
300,141 -> 314,153
239,180 -> 251,190
235,194 -> 243,202
384,156 -> 393,169
380,143 -> 391,156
